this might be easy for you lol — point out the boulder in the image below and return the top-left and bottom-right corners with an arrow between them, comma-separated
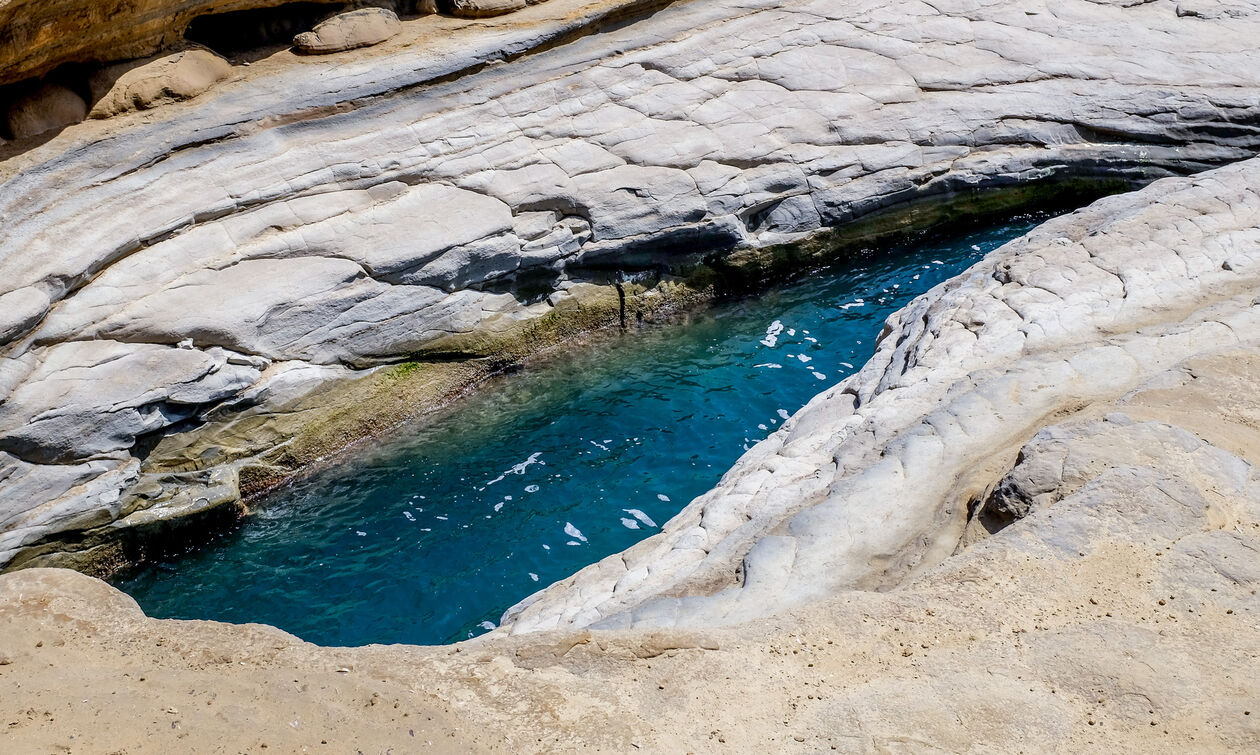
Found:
292,8 -> 401,54
6,84 -> 87,139
445,0 -> 528,19
88,48 -> 232,118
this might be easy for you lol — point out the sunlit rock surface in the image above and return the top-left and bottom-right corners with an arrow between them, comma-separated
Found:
2,0 -> 1260,570
1,0 -> 1260,749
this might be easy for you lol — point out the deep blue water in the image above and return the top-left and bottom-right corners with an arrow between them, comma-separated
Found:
113,215 -> 1047,646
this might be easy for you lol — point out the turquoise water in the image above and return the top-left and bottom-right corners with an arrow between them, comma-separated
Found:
114,215 -> 1047,646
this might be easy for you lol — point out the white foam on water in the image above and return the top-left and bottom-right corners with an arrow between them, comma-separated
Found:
753,363 -> 782,369
403,511 -> 416,522
657,494 -> 670,502
542,544 -> 550,551
484,451 -> 543,486
566,540 -> 581,546
590,440 -> 610,451
758,423 -> 768,430
529,573 -> 539,582
356,531 -> 366,536
620,517 -> 640,530
840,362 -> 853,369
812,371 -> 827,380
805,336 -> 818,343
760,319 -> 784,347
932,259 -> 944,265
971,244 -> 982,251
525,484 -> 539,493
504,495 -> 512,501
478,621 -> 496,631
839,299 -> 865,310
787,328 -> 796,336
435,515 -> 448,521
625,508 -> 658,528
421,528 -> 431,532
777,409 -> 790,420
564,522 -> 588,542
797,354 -> 812,363
493,502 -> 504,512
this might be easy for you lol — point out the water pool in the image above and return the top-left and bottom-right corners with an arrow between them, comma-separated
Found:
114,215 -> 1050,646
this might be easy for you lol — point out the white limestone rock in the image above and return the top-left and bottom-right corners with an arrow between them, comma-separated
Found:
1,0 -> 1260,574
502,157 -> 1260,633
0,287 -> 50,343
0,341 -> 259,463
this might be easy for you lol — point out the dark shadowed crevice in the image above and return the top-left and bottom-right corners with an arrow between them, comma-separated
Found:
183,2 -> 349,58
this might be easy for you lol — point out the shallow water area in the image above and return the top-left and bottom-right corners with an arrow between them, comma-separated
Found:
114,215 -> 1050,646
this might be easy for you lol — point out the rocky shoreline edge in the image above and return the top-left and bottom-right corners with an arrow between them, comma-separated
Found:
1,0 -> 1260,748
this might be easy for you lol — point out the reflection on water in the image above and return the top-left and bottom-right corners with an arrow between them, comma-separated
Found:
114,215 -> 1048,646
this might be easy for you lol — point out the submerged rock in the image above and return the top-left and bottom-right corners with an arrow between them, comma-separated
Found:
292,8 -> 401,54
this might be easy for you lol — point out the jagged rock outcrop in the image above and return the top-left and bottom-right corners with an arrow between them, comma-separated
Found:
2,0 -> 1259,570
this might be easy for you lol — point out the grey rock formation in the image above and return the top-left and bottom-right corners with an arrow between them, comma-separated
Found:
292,8 -> 401,54
1,0 -> 1259,578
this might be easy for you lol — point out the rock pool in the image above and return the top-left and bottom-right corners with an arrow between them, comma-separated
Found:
113,214 -> 1051,646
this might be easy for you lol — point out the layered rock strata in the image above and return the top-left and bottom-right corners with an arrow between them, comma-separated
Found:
2,0 -> 1260,577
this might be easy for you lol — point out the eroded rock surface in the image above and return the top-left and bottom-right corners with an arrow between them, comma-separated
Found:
1,339 -> 1257,750
2,0 -> 1260,571
1,0 -> 1259,748
87,47 -> 233,118
505,156 -> 1260,632
292,7 -> 401,54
